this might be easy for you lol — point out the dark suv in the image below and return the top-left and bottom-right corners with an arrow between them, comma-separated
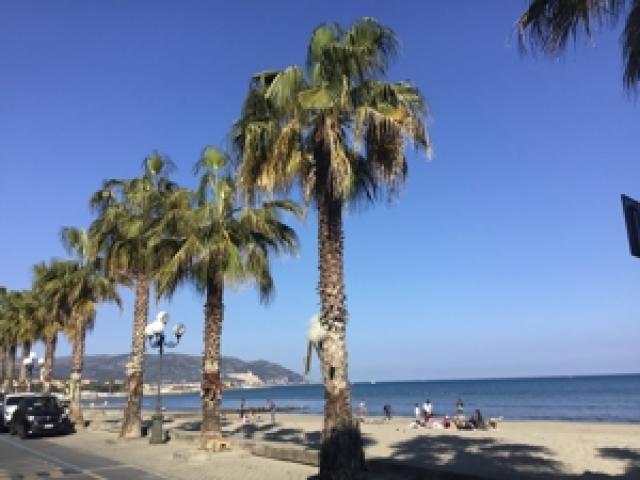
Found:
9,395 -> 72,438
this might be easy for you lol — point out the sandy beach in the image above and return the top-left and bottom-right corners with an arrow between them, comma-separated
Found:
63,410 -> 640,479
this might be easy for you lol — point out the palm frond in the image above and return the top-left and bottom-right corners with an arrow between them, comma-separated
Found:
266,66 -> 308,111
623,0 -> 640,89
518,0 -> 627,54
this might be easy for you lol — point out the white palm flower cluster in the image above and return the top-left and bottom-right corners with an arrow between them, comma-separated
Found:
307,314 -> 326,343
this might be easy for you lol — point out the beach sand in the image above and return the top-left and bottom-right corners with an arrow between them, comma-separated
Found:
69,410 -> 640,479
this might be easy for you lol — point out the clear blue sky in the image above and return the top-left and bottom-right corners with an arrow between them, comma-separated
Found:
1,1 -> 639,381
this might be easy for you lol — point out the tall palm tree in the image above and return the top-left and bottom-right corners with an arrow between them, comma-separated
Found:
89,152 -> 178,438
156,147 -> 298,449
56,232 -> 121,426
33,261 -> 67,393
518,0 -> 640,90
0,288 -> 8,389
233,18 -> 430,478
14,290 -> 39,392
0,291 -> 23,393
0,342 -> 4,390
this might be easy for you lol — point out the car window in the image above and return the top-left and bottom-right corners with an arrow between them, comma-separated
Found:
6,397 -> 22,406
22,397 -> 60,411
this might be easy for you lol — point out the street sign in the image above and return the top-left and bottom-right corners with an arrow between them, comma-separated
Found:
621,194 -> 640,258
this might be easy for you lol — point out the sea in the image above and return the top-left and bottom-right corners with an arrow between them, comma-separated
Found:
88,374 -> 640,423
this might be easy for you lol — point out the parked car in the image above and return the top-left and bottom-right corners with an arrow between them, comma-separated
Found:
9,395 -> 72,439
1,393 -> 35,431
0,393 -> 4,430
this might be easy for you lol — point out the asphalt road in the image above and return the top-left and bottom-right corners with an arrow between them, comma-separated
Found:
0,433 -> 166,480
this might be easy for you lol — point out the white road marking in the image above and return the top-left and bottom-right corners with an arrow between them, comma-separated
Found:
0,436 -> 106,479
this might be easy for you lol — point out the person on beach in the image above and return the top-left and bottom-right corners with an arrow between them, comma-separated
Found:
423,399 -> 433,421
267,399 -> 276,424
456,398 -> 464,417
358,400 -> 367,423
240,398 -> 246,419
443,415 -> 451,429
469,409 -> 485,429
414,403 -> 421,422
383,404 -> 393,421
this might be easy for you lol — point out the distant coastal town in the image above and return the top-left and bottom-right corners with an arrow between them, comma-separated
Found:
38,368 -> 298,398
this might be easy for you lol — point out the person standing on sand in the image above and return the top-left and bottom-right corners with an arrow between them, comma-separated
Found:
267,399 -> 276,424
240,398 -> 246,419
414,403 -> 421,422
456,398 -> 464,417
383,404 -> 393,421
357,400 -> 367,423
423,399 -> 433,421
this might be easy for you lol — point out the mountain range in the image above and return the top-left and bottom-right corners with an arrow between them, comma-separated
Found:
52,353 -> 304,384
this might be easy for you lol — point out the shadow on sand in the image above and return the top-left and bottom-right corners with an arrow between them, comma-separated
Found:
223,422 -> 377,450
372,435 -> 640,480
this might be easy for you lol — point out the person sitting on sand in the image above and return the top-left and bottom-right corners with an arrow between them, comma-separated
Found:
469,409 -> 485,429
443,415 -> 451,429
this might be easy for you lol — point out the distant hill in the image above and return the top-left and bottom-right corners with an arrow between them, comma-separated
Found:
52,353 -> 303,384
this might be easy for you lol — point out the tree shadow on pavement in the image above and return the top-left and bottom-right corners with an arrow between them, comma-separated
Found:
173,418 -> 233,432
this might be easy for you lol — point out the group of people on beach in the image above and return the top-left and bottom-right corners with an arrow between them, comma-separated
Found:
356,397 -> 490,430
409,398 -> 487,430
238,398 -> 277,425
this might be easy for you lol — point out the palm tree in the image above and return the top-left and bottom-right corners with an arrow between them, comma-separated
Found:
0,342 -> 4,390
518,0 -> 640,90
0,291 -> 23,393
233,18 -> 430,478
14,290 -> 39,392
89,152 -> 178,438
156,147 -> 298,449
0,288 -> 8,389
33,261 -> 67,393
56,232 -> 121,426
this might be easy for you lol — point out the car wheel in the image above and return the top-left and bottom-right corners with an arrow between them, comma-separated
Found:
62,419 -> 73,435
9,422 -> 16,435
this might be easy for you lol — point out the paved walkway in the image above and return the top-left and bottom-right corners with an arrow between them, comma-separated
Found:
0,435 -> 165,480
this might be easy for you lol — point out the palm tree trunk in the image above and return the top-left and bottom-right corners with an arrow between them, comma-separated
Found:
120,274 -> 150,438
18,340 -> 32,392
42,335 -> 57,393
200,262 -> 224,450
69,315 -> 86,427
3,344 -> 16,392
0,346 -> 5,387
317,191 -> 365,480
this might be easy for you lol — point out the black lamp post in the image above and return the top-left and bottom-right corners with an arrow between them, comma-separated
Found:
22,352 -> 43,392
145,311 -> 185,444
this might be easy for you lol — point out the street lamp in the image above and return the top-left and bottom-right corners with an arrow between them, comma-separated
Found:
145,311 -> 186,444
22,352 -> 42,392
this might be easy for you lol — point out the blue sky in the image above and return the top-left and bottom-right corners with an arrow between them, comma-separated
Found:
1,1 -> 639,381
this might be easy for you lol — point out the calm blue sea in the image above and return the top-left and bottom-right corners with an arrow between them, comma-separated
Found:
90,374 -> 640,422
